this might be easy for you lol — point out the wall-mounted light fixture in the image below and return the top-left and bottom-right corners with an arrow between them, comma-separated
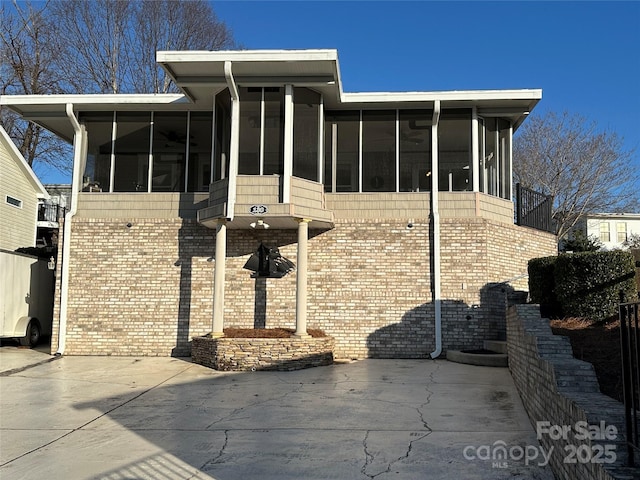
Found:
47,256 -> 56,270
250,219 -> 270,229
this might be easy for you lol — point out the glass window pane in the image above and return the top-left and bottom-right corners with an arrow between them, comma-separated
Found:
498,118 -> 511,199
82,113 -> 113,192
438,109 -> 471,192
324,111 -> 360,192
239,87 -> 261,174
188,112 -> 213,192
617,222 -> 627,243
113,112 -> 151,192
362,111 -> 395,192
293,87 -> 320,181
600,222 -> 610,242
214,89 -> 231,181
152,112 -> 187,192
483,117 -> 498,196
263,87 -> 284,175
399,110 -> 431,192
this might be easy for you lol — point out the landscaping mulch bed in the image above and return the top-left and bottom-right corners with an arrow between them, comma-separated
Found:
222,328 -> 327,339
550,317 -> 623,402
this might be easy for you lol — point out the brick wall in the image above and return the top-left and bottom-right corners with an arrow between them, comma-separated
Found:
55,216 -> 556,358
507,304 -> 634,480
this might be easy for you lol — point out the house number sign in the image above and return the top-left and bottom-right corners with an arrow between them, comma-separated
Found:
249,205 -> 268,215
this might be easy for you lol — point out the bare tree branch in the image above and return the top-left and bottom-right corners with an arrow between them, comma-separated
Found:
514,111 -> 639,239
1,0 -> 236,178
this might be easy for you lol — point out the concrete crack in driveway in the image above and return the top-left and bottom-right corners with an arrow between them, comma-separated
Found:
204,382 -> 305,429
361,429 -> 432,479
417,360 -> 440,430
196,429 -> 229,475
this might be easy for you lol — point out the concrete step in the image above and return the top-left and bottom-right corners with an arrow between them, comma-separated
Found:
483,340 -> 508,354
446,349 -> 508,367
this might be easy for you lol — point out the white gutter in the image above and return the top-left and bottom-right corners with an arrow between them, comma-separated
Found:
430,101 -> 442,359
224,61 -> 239,221
56,104 -> 83,355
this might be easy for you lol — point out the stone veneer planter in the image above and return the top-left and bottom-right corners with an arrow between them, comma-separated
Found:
191,335 -> 335,371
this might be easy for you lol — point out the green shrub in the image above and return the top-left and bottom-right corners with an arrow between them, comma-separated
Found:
554,250 -> 637,322
528,256 -> 560,315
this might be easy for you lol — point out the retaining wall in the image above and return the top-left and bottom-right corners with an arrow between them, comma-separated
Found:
191,335 -> 334,371
507,304 -> 637,480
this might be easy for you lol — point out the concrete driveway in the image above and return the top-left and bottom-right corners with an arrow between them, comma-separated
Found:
0,346 -> 554,480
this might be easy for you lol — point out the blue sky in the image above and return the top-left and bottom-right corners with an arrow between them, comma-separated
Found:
215,0 -> 640,186
35,1 -> 640,186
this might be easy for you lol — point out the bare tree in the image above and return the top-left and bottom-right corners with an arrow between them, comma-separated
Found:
49,0 -> 134,94
2,0 -> 236,177
134,0 -> 236,93
1,0 -> 71,171
514,111 -> 639,239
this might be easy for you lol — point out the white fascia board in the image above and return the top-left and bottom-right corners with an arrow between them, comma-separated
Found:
1,93 -> 188,107
157,49 -> 339,63
341,89 -> 542,104
588,213 -> 640,220
0,126 -> 48,197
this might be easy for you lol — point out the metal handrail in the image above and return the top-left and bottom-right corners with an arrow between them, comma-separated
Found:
620,297 -> 640,466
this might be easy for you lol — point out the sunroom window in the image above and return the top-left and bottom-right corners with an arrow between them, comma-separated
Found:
399,110 -> 431,192
324,111 -> 359,192
438,110 -> 471,192
293,88 -> 321,182
152,112 -> 187,192
113,112 -> 151,192
238,87 -> 284,176
362,111 -> 395,192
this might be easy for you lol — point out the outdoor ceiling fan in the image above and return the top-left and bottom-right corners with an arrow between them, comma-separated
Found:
159,130 -> 198,147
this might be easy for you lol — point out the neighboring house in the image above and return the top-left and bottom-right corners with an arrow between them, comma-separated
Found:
578,213 -> 640,250
0,49 -> 557,358
0,125 -> 49,251
36,184 -> 71,248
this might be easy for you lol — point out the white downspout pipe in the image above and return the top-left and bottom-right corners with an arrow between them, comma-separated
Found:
224,61 -> 239,221
430,101 -> 442,359
56,104 -> 84,355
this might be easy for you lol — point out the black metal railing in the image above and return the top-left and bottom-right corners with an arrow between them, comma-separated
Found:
37,203 -> 66,222
515,183 -> 554,233
620,297 -> 640,467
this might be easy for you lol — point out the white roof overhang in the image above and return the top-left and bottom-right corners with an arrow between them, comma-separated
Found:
0,94 -> 188,142
1,49 -> 541,140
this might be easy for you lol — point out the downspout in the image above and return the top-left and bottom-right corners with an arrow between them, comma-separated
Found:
430,101 -> 442,359
56,104 -> 84,355
224,61 -> 239,221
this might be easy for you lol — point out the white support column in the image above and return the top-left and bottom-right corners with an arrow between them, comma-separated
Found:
212,219 -> 227,337
471,107 -> 480,192
317,94 -> 324,183
358,110 -> 363,192
295,218 -> 311,337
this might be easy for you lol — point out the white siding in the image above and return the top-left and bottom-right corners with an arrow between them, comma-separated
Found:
0,137 -> 40,250
585,216 -> 640,250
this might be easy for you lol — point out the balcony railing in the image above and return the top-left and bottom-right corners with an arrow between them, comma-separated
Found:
515,183 -> 554,233
38,203 -> 66,223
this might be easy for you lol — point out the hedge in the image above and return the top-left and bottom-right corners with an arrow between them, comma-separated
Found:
528,256 -> 561,317
554,250 -> 637,322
